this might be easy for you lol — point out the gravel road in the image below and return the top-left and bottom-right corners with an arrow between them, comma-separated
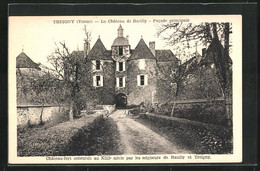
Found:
110,110 -> 190,155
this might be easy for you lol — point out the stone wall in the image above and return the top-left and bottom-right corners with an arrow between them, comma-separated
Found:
127,59 -> 157,105
85,60 -> 116,105
17,105 -> 69,128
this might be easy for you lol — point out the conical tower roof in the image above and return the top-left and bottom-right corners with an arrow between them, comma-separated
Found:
16,52 -> 41,70
128,38 -> 156,60
88,38 -> 113,60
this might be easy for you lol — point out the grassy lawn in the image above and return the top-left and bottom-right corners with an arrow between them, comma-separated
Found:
17,113 -> 103,156
134,113 -> 233,154
61,117 -> 123,156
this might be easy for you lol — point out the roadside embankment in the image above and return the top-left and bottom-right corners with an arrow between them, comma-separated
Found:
18,113 -> 103,156
135,113 -> 233,154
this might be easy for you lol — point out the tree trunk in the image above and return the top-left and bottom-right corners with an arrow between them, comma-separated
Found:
224,23 -> 232,126
69,102 -> 74,120
224,93 -> 232,127
40,103 -> 44,125
170,102 -> 176,117
212,23 -> 218,40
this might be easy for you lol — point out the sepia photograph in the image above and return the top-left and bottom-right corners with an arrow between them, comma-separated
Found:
8,15 -> 242,164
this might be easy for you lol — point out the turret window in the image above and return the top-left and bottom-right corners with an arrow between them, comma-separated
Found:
137,74 -> 148,86
140,75 -> 145,85
119,46 -> 123,55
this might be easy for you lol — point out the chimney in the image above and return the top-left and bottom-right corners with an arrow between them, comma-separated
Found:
149,41 -> 155,56
84,42 -> 90,57
126,35 -> 129,40
202,48 -> 206,57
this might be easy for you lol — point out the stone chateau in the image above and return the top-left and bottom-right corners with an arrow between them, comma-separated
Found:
80,25 -> 179,106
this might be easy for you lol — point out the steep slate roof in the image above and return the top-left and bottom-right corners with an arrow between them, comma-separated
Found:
16,52 -> 41,70
128,38 -> 156,61
88,38 -> 113,60
155,50 -> 178,62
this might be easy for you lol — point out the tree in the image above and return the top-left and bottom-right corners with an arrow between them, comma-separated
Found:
156,53 -> 195,117
47,26 -> 91,120
157,22 -> 233,125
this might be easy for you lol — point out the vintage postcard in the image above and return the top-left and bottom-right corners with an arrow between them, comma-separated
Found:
9,15 -> 242,164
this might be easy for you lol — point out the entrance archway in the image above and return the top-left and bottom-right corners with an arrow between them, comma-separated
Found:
115,93 -> 127,108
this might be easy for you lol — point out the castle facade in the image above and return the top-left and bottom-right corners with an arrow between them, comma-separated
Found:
81,25 -> 178,106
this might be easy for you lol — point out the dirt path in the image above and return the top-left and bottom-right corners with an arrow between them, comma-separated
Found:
110,110 -> 190,155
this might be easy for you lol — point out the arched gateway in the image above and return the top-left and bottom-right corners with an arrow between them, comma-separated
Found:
115,93 -> 127,108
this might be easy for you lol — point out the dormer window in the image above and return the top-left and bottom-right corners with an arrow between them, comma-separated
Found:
119,46 -> 123,55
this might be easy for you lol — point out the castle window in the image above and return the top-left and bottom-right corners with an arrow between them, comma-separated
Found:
92,60 -> 102,71
116,61 -> 125,71
96,60 -> 101,70
119,62 -> 123,71
140,75 -> 145,85
137,74 -> 148,86
93,75 -> 103,87
96,76 -> 101,86
119,46 -> 123,55
116,77 -> 125,88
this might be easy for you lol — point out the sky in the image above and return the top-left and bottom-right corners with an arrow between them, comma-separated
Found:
9,15 -> 238,68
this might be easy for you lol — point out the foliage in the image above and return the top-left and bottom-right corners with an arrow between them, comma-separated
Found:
157,22 -> 232,51
157,22 -> 232,97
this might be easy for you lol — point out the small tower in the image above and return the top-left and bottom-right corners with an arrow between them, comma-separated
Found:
118,24 -> 123,37
112,25 -> 131,58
